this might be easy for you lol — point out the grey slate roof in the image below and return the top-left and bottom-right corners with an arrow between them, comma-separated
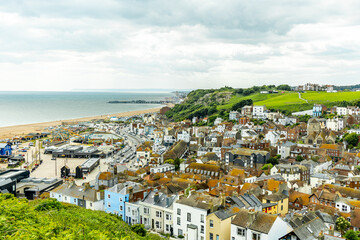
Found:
289,212 -> 329,240
142,190 -> 176,208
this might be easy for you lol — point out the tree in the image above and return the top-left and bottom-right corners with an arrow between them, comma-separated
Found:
277,84 -> 291,91
344,133 -> 360,149
344,230 -> 360,240
261,163 -> 273,170
296,155 -> 304,162
267,157 -> 279,166
174,158 -> 181,171
231,99 -> 253,111
298,114 -> 311,123
337,217 -> 351,236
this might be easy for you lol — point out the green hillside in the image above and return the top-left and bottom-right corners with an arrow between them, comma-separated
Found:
0,194 -> 163,240
166,86 -> 360,122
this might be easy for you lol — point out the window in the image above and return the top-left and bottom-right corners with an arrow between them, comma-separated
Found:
201,214 -> 204,223
342,205 -> 348,212
65,196 -> 67,200
187,213 -> 191,222
107,203 -> 111,208
216,235 -> 219,240
210,233 -> 213,240
166,224 -> 170,232
252,232 -> 261,240
156,211 -> 162,218
120,206 -> 123,211
177,217 -> 181,225
144,207 -> 149,214
144,217 -> 148,225
155,221 -> 160,229
201,225 -> 204,233
119,197 -> 122,202
132,210 -> 136,215
90,202 -> 92,207
177,208 -> 181,215
232,238 -> 235,240
128,207 -> 130,212
210,220 -> 214,228
237,227 -> 245,236
108,194 -> 110,199
281,206 -> 283,211
74,199 -> 76,203
166,214 -> 171,220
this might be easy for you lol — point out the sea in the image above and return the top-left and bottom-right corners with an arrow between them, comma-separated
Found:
0,91 -> 174,127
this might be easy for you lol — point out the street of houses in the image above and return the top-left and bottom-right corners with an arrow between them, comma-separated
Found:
2,103 -> 360,240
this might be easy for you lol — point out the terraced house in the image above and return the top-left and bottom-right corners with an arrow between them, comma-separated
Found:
138,190 -> 177,235
104,181 -> 145,221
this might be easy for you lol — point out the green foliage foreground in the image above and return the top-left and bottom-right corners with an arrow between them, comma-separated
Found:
0,194 -> 163,240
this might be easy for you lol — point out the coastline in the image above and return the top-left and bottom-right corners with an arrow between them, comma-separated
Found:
0,106 -> 163,139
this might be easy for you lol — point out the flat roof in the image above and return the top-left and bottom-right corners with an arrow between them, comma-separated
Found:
0,170 -> 28,179
81,158 -> 100,168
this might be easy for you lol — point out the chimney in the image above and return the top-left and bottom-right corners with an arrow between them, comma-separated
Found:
84,182 -> 91,190
127,186 -> 134,201
154,191 -> 160,203
220,192 -> 226,208
248,209 -> 256,223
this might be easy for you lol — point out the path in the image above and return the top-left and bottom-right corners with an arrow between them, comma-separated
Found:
298,92 -> 308,103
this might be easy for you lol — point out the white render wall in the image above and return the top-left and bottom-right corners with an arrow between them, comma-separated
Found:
173,202 -> 207,240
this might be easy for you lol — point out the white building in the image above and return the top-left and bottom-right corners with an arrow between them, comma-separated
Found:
150,163 -> 175,174
348,106 -> 360,116
214,117 -> 223,125
173,194 -> 219,240
164,135 -> 177,145
137,191 -> 176,235
310,173 -> 335,188
252,105 -> 266,118
177,130 -> 191,143
335,198 -> 353,213
277,141 -> 297,159
270,164 -> 301,182
229,111 -> 240,121
275,116 -> 298,126
231,209 -> 291,240
264,130 -> 283,146
326,118 -> 344,131
336,107 -> 348,116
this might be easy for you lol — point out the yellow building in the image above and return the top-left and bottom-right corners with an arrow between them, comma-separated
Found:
207,206 -> 240,240
262,202 -> 278,215
262,193 -> 289,216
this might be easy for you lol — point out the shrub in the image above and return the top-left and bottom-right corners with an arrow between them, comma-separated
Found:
131,224 -> 147,237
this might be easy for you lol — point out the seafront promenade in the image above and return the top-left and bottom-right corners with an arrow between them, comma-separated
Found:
0,106 -> 163,139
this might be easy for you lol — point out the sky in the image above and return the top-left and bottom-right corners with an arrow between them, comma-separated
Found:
0,0 -> 360,91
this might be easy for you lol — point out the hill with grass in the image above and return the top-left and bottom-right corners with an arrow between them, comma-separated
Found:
165,86 -> 360,123
0,194 -> 164,240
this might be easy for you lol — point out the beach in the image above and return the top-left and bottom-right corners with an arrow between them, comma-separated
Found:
0,106 -> 163,139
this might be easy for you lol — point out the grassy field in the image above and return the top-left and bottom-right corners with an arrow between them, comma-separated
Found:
219,91 -> 360,113
303,91 -> 360,103
254,91 -> 360,112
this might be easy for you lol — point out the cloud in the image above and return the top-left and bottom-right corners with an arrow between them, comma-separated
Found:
0,0 -> 360,90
